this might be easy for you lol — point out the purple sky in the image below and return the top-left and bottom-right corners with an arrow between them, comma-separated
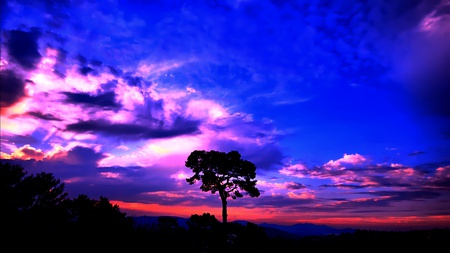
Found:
1,0 -> 450,230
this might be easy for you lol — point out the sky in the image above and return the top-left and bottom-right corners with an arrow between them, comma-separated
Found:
1,0 -> 450,231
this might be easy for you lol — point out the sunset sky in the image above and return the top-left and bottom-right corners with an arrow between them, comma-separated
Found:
1,0 -> 450,231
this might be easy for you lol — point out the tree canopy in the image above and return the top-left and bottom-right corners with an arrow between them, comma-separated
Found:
0,161 -> 134,249
185,150 -> 260,225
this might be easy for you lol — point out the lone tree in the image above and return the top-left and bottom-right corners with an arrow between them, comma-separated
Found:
185,150 -> 260,225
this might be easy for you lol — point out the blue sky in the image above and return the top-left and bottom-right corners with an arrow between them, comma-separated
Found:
1,0 -> 450,230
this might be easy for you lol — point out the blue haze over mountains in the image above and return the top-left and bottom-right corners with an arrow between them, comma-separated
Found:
132,216 -> 356,239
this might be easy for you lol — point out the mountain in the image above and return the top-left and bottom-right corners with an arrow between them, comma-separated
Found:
132,216 -> 356,239
258,222 -> 356,238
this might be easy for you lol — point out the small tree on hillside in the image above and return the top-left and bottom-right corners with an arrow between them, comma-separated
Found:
185,150 -> 260,225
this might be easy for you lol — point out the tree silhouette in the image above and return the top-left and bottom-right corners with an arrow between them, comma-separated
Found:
188,213 -> 221,230
0,162 -> 136,249
187,213 -> 222,251
185,150 -> 260,225
66,194 -> 135,245
0,162 -> 70,245
0,162 -> 28,220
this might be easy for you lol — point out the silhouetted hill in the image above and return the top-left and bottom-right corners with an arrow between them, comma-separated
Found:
258,222 -> 356,238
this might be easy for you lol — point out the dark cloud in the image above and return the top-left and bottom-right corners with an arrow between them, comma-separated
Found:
62,91 -> 121,109
100,79 -> 119,91
409,151 -> 426,156
76,53 -> 87,65
0,69 -> 26,108
59,146 -> 106,166
78,66 -> 96,76
65,117 -> 200,140
5,29 -> 41,70
320,184 -> 366,189
75,54 -> 101,75
53,69 -> 66,78
27,111 -> 62,121
123,74 -> 143,87
285,182 -> 306,190
363,190 -> 441,201
108,66 -> 123,77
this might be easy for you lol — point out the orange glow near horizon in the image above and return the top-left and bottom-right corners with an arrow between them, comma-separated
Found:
112,200 -> 280,222
112,200 -> 450,230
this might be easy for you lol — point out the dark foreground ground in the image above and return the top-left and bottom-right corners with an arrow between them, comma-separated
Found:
8,226 -> 449,252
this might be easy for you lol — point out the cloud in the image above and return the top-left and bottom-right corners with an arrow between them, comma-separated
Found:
62,91 -> 121,109
65,117 -> 200,140
1,144 -> 45,160
427,165 -> 450,189
5,29 -> 42,70
325,153 -> 367,168
123,74 -> 144,87
26,111 -> 62,121
279,163 -> 308,178
55,146 -> 106,166
78,66 -> 96,76
0,69 -> 26,109
409,151 -> 426,156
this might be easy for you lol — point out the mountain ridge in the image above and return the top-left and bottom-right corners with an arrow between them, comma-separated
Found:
132,216 -> 356,239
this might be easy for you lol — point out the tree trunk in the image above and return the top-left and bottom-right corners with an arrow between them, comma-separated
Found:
221,196 -> 227,225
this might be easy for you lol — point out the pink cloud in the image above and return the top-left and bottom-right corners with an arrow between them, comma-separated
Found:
257,180 -> 302,190
386,167 -> 417,177
279,163 -> 308,178
287,191 -> 315,200
185,99 -> 229,122
98,135 -> 207,168
419,1 -> 450,34
325,153 -> 367,168
435,165 -> 450,180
